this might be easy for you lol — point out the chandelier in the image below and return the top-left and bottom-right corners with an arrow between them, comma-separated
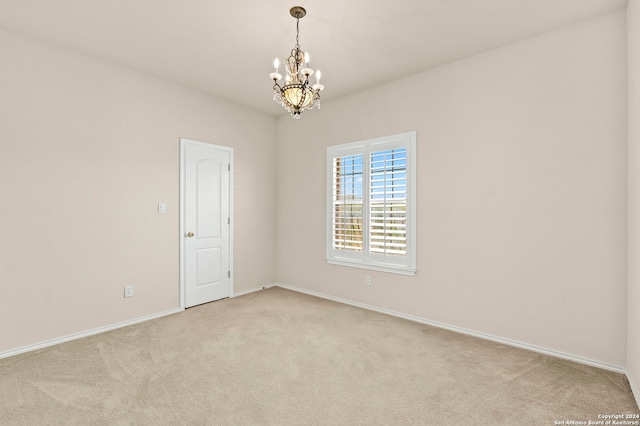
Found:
269,6 -> 324,119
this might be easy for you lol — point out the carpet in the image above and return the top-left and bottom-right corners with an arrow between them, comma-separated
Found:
1,287 -> 637,425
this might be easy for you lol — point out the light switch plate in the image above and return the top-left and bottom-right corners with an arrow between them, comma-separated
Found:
158,203 -> 166,214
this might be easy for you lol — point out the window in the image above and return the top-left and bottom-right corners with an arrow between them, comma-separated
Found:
327,132 -> 416,275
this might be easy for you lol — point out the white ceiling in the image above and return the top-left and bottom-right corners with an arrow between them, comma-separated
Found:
0,0 -> 628,117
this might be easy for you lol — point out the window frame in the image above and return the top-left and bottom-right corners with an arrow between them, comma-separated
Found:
326,131 -> 416,276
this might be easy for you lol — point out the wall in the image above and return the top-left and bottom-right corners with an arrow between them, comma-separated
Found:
276,12 -> 627,368
0,29 -> 277,354
628,0 -> 640,406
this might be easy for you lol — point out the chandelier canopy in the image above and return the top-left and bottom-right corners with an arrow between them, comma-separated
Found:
270,6 -> 324,119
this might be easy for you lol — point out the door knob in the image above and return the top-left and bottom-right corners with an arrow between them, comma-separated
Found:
187,232 -> 195,238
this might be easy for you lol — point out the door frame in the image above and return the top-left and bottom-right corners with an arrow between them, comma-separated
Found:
179,138 -> 234,310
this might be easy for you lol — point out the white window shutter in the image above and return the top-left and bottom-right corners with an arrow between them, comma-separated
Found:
327,132 -> 416,275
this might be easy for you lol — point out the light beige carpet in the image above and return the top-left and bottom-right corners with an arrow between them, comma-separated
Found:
1,287 -> 637,425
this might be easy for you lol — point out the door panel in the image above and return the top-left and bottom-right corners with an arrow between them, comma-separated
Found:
184,142 -> 230,307
196,159 -> 221,238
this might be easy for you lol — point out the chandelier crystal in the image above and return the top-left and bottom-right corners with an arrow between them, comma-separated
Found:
270,6 -> 324,119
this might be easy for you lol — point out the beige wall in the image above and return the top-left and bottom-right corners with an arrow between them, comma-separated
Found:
276,11 -> 628,368
628,0 -> 640,405
0,29 -> 277,354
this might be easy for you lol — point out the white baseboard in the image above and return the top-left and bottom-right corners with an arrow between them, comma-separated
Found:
0,307 -> 183,360
232,284 -> 276,298
1,284 -> 278,360
4,285 -> 636,408
275,283 -> 627,375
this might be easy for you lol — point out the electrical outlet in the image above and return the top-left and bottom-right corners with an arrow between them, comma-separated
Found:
365,276 -> 371,286
124,285 -> 134,298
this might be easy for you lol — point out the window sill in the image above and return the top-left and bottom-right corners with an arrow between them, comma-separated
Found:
326,258 -> 416,276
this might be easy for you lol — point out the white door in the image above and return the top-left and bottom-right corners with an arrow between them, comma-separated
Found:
182,140 -> 231,308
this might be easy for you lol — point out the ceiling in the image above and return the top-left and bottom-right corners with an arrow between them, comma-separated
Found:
0,0 -> 628,117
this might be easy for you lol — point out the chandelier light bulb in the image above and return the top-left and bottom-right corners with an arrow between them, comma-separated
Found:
312,70 -> 324,92
300,52 -> 313,78
269,57 -> 282,81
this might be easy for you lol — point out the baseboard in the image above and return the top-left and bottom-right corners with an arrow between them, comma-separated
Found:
232,284 -> 276,298
0,307 -> 183,360
1,285 -> 278,360
275,283 -> 627,375
4,285 -> 635,407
